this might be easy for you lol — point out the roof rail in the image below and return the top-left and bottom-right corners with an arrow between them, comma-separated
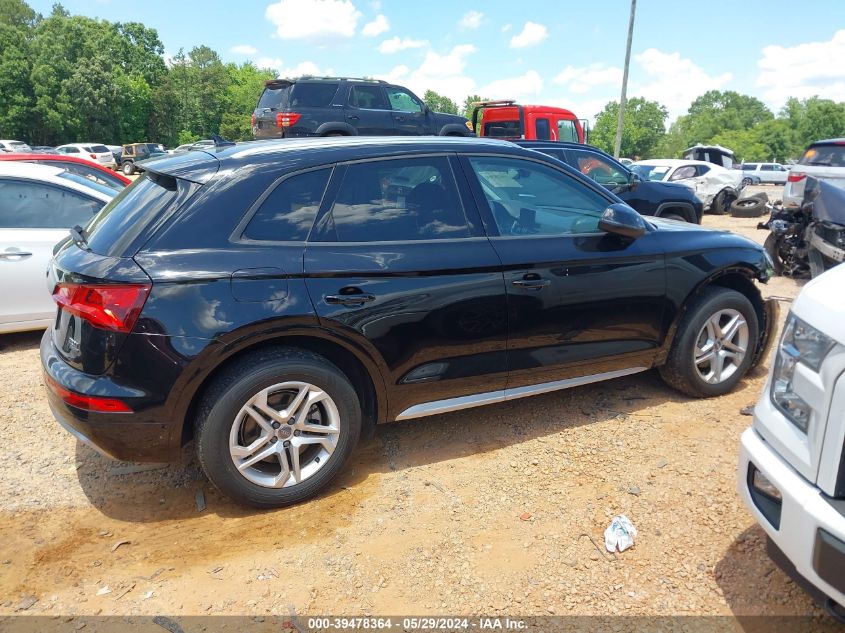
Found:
472,99 -> 518,108
270,75 -> 386,83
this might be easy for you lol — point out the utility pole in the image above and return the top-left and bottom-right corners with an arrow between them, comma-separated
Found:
613,0 -> 637,159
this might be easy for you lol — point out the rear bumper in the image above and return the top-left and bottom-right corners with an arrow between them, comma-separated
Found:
738,427 -> 845,609
40,329 -> 179,462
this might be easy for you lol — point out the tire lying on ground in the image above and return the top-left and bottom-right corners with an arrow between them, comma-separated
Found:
730,196 -> 767,218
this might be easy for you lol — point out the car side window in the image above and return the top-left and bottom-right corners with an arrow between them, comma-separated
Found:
571,150 -> 629,187
761,164 -> 775,171
328,156 -> 469,242
669,165 -> 697,181
349,85 -> 389,110
386,87 -> 422,113
695,165 -> 711,176
0,179 -> 102,228
66,147 -> 79,154
467,156 -> 609,237
535,118 -> 551,140
242,168 -> 331,242
556,119 -> 579,142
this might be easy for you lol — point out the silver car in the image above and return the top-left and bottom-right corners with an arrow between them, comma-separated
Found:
783,139 -> 845,208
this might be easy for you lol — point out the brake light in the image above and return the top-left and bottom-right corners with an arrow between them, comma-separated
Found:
788,173 -> 806,183
52,283 -> 151,332
44,374 -> 132,413
90,153 -> 97,159
276,112 -> 301,127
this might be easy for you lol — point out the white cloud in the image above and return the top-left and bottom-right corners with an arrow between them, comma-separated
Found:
378,36 -> 428,54
362,14 -> 389,37
459,11 -> 483,29
230,44 -> 258,56
509,22 -> 547,49
501,23 -> 512,33
481,70 -> 543,102
265,0 -> 361,40
256,58 -> 327,77
377,44 -> 478,104
757,29 -> 845,108
554,63 -> 622,94
631,48 -> 732,120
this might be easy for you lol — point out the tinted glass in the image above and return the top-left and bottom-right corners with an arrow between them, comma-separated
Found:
90,145 -> 109,153
350,85 -> 388,110
289,82 -> 339,108
557,119 -> 579,142
386,87 -> 422,112
0,179 -> 102,228
258,85 -> 290,109
695,165 -> 711,176
571,150 -> 628,186
64,147 -> 80,154
57,171 -> 119,197
483,121 -> 520,138
48,162 -> 125,191
799,144 -> 845,167
85,172 -> 179,256
631,164 -> 670,181
742,164 -> 758,170
535,118 -> 551,140
468,156 -> 608,236
243,169 -> 330,241
330,157 -> 469,242
761,164 -> 774,171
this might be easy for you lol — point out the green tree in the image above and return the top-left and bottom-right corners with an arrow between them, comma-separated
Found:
423,89 -> 458,114
708,128 -> 767,162
0,15 -> 34,139
682,90 -> 772,146
591,97 -> 668,158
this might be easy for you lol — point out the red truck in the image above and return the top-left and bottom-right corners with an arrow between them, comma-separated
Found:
471,100 -> 588,143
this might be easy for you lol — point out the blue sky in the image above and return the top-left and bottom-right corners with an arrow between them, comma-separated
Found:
29,0 -> 845,121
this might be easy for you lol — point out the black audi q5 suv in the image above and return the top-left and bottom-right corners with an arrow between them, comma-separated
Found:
41,137 -> 778,507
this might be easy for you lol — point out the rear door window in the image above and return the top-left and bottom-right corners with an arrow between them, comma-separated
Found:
349,85 -> 389,110
0,179 -> 103,228
242,169 -> 330,242
327,157 -> 470,242
289,82 -> 340,108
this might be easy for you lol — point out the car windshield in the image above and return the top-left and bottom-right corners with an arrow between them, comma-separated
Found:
57,171 -> 117,197
631,164 -> 671,181
799,144 -> 845,167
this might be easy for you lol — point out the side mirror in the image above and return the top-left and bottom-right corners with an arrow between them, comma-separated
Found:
598,203 -> 648,239
627,172 -> 641,192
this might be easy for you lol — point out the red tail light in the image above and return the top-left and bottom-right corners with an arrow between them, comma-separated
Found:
90,153 -> 97,159
45,374 -> 132,413
276,112 -> 301,127
52,283 -> 151,332
787,173 -> 806,183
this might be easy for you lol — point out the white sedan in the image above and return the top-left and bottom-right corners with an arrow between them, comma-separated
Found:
0,163 -> 115,333
55,143 -> 117,170
631,158 -> 746,215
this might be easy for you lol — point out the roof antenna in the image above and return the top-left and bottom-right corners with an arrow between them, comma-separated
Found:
210,133 -> 236,149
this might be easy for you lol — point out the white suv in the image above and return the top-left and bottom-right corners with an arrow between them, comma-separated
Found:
738,263 -> 845,620
740,162 -> 790,185
783,139 -> 845,209
55,143 -> 117,169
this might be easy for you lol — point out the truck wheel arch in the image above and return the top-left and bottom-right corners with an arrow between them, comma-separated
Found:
655,202 -> 698,223
315,122 -> 357,136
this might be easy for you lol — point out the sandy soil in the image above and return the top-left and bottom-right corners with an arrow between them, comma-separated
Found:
0,185 -> 831,621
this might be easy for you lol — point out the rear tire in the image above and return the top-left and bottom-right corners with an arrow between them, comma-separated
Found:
122,162 -> 135,176
659,287 -> 759,398
195,348 -> 361,508
710,190 -> 734,215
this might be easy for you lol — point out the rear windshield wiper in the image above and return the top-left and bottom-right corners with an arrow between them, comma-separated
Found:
70,225 -> 91,251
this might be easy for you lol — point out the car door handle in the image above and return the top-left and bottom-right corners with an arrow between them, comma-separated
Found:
324,293 -> 376,306
346,115 -> 359,120
0,251 -> 33,260
394,116 -> 405,122
512,277 -> 550,290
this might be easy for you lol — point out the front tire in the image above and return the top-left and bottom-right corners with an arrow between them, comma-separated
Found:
122,162 -> 135,176
196,348 -> 362,508
659,287 -> 759,398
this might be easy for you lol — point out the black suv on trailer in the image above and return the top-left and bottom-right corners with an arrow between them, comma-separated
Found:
252,76 -> 474,139
517,141 -> 704,223
42,137 -> 778,508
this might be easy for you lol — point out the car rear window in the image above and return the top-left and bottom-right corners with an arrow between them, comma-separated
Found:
289,82 -> 340,108
800,144 -> 845,167
84,172 -> 180,256
258,84 -> 291,110
90,145 -> 109,153
242,168 -> 330,241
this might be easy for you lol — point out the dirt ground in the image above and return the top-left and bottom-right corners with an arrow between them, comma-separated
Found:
0,185 -> 829,620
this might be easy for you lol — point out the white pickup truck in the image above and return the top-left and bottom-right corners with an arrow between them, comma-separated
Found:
738,263 -> 845,621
